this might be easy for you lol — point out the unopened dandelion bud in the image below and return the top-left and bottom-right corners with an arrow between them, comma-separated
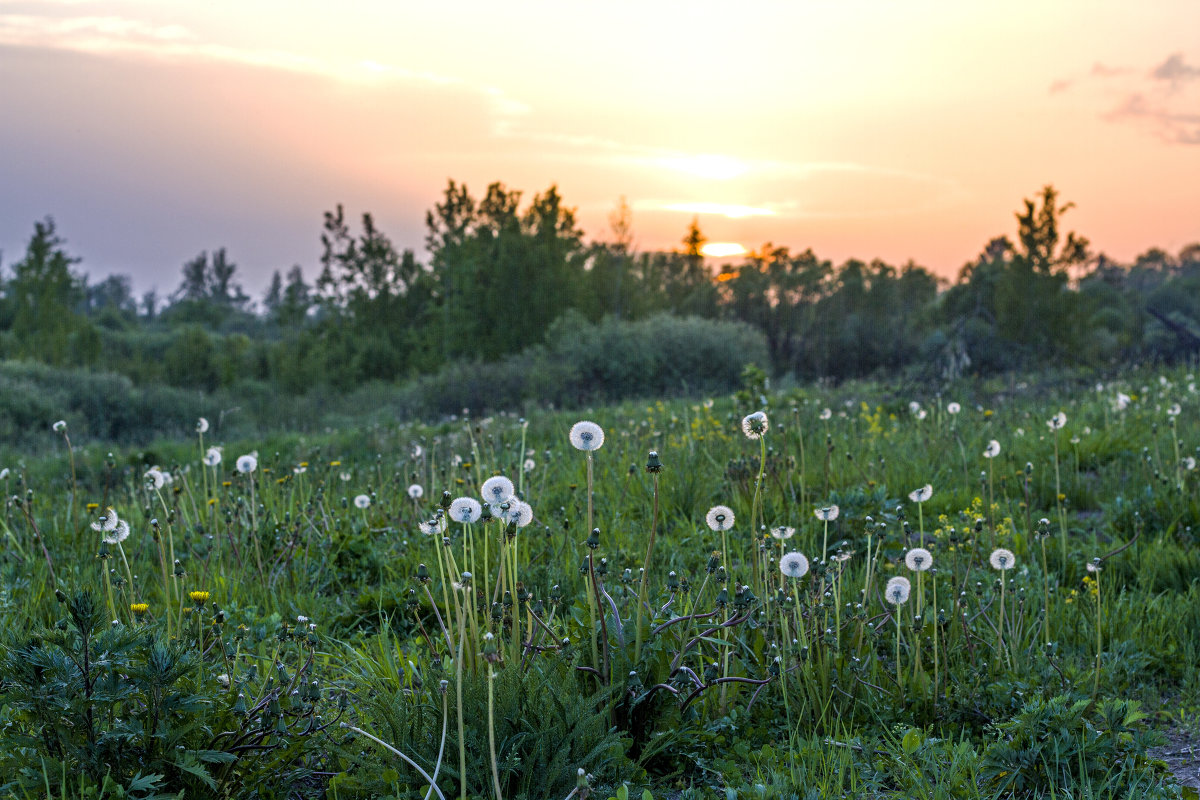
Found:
585,527 -> 600,549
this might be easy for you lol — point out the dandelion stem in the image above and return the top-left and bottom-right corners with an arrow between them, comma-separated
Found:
487,668 -> 503,800
634,471 -> 660,663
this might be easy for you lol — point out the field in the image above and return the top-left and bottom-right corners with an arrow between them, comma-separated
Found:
0,366 -> 1197,799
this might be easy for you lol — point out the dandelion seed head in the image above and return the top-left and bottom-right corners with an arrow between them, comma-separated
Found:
819,408 -> 832,420
1047,412 -> 1067,430
449,497 -> 482,524
407,483 -> 424,499
947,402 -> 961,415
569,421 -> 605,451
501,500 -> 534,528
983,440 -> 1001,458
52,420 -> 67,433
145,468 -> 165,491
1167,403 -> 1181,417
203,447 -> 222,467
780,551 -> 810,579
814,505 -> 840,522
770,525 -> 795,541
885,576 -> 911,605
354,494 -> 371,509
523,458 -> 536,472
481,475 -> 515,504
236,454 -> 258,474
989,548 -> 1015,570
741,411 -> 768,439
908,484 -> 933,503
905,547 -> 933,572
196,417 -> 209,434
706,505 -> 735,531
104,519 -> 130,545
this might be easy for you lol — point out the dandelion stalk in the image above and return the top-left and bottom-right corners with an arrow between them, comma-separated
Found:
487,665 -> 503,800
634,454 -> 662,663
1090,560 -> 1103,700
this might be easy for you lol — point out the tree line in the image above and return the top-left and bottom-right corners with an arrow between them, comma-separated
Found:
1,182 -> 1197,398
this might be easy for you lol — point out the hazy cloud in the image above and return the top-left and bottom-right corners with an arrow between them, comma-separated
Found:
1151,52 -> 1200,89
1054,52 -> 1200,145
1090,62 -> 1129,77
0,12 -> 528,133
1105,92 -> 1200,144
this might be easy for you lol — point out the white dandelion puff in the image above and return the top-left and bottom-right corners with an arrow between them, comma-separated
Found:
523,458 -> 536,473
1115,392 -> 1131,411
144,468 -> 165,491
204,447 -> 222,467
908,484 -> 932,503
91,508 -> 120,533
1167,403 -> 1181,417
989,548 -> 1015,571
407,483 -> 424,499
916,409 -> 927,420
500,501 -> 534,528
196,417 -> 209,434
480,475 -> 515,504
569,421 -> 605,451
946,402 -> 961,415
904,547 -> 933,572
741,411 -> 769,439
1182,456 -> 1196,471
706,505 -> 735,531
770,526 -> 796,541
1047,412 -> 1067,430
819,408 -> 832,421
104,519 -> 130,545
236,454 -> 258,474
983,440 -> 1001,458
780,551 -> 810,579
909,401 -> 921,414
814,505 -> 840,522
354,494 -> 371,509
418,517 -> 444,536
449,497 -> 482,524
52,420 -> 67,433
885,576 -> 911,605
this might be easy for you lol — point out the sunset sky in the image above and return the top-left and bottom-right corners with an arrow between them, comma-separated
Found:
1,0 -> 1198,298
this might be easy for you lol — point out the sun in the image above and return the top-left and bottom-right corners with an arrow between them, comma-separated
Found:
701,242 -> 746,258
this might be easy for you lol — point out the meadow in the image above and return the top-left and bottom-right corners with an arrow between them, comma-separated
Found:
0,365 -> 1197,799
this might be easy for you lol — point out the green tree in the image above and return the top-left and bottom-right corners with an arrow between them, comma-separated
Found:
3,218 -> 92,366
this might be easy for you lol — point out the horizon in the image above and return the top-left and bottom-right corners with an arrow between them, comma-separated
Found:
2,1 -> 1198,297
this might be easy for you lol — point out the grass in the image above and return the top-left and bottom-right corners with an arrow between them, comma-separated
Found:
0,364 -> 1196,799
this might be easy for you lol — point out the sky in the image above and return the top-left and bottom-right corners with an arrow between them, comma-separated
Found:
1,0 -> 1198,299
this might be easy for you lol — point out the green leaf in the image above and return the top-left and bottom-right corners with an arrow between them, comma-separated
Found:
902,728 -> 923,755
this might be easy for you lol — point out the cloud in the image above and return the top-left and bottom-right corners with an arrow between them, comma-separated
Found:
1054,51 -> 1200,145
1105,91 -> 1200,144
1090,61 -> 1129,77
1151,52 -> 1200,89
0,12 -> 529,134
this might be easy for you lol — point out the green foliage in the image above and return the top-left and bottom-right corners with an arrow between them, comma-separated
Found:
0,589 -> 341,798
981,694 -> 1173,798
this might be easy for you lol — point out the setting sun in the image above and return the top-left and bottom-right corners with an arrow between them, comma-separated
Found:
701,242 -> 746,258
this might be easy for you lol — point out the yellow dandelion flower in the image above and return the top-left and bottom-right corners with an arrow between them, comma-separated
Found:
189,591 -> 210,606
130,603 -> 149,615
329,460 -> 341,466
86,502 -> 100,511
